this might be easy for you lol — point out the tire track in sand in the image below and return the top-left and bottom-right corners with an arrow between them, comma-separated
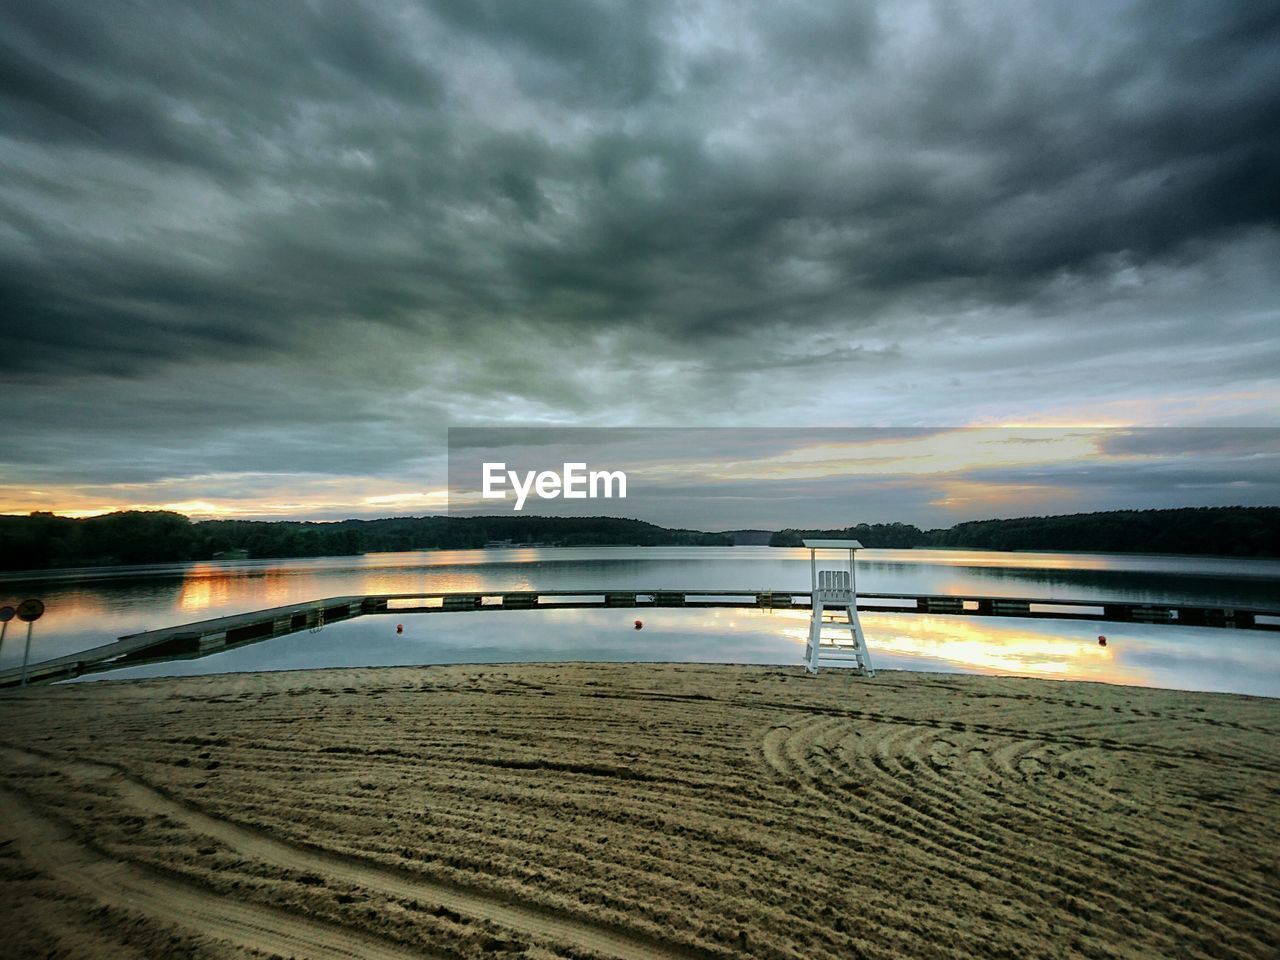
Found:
0,786 -> 429,960
758,716 -> 1278,955
1,746 -> 705,960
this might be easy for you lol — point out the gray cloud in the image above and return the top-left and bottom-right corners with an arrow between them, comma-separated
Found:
445,427 -> 1280,529
1,1 -> 1278,517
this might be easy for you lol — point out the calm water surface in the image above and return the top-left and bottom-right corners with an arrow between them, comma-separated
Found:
2,547 -> 1277,696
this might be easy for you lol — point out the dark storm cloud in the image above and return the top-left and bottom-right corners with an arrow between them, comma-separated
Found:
426,0 -> 668,106
1,0 -> 1278,509
1098,428 -> 1280,459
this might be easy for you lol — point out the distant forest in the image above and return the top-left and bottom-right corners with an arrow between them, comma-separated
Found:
770,506 -> 1280,557
0,513 -> 730,571
0,506 -> 1276,572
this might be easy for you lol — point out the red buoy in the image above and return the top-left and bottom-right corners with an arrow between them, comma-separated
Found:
396,623 -> 404,634
1097,635 -> 1107,647
634,619 -> 643,630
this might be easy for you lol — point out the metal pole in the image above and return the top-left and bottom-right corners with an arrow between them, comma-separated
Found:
20,622 -> 33,686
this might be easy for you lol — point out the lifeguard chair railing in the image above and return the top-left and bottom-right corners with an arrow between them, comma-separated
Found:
804,538 -> 874,676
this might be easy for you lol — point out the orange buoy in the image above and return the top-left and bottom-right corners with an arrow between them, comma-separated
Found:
396,623 -> 404,634
1097,635 -> 1107,647
634,619 -> 643,630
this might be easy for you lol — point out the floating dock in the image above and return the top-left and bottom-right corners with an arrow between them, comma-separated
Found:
1,590 -> 1276,688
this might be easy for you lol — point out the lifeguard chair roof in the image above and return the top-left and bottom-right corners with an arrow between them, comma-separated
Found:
801,539 -> 864,550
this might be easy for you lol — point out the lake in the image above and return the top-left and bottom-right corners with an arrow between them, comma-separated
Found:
1,547 -> 1278,696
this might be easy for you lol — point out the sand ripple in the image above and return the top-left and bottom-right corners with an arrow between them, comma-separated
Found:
0,664 -> 1276,959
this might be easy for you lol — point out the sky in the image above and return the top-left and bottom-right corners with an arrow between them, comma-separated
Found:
447,427 -> 1280,529
2,1 -> 1278,526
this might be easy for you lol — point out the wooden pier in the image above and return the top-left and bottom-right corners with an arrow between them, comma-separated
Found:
1,590 -> 1276,688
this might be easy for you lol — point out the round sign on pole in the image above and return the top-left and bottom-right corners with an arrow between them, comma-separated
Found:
16,599 -> 44,623
0,605 -> 15,623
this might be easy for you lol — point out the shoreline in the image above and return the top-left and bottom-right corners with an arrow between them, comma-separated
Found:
51,660 -> 1280,702
2,662 -> 1277,958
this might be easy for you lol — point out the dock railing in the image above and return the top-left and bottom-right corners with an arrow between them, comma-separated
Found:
1,589 -> 1276,687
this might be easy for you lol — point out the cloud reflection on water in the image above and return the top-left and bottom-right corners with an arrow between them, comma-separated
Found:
78,605 -> 1280,699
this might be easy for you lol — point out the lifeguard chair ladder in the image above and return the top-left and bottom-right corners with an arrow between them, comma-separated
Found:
803,539 -> 874,676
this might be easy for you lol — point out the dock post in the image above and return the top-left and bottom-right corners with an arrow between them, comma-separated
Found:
20,621 -> 33,686
16,599 -> 45,687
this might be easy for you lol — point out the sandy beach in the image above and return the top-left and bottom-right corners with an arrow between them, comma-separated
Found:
0,663 -> 1276,959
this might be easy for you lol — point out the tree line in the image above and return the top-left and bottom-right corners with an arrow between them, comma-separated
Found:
769,506 -> 1280,557
1,505 -> 1276,571
0,512 -> 731,571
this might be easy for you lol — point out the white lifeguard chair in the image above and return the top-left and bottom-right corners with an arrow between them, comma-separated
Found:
803,539 -> 874,676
